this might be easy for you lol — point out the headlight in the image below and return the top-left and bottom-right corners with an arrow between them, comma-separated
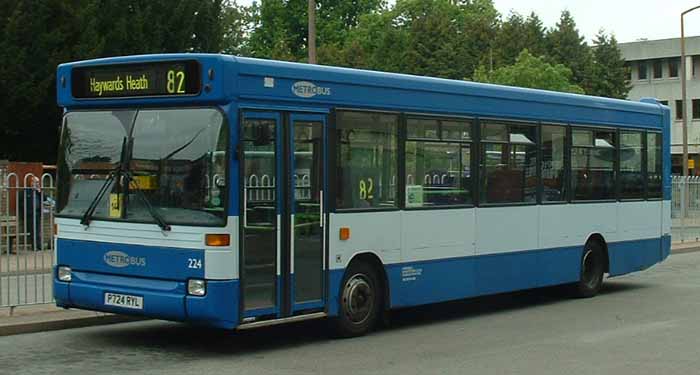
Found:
57,266 -> 72,282
187,279 -> 206,296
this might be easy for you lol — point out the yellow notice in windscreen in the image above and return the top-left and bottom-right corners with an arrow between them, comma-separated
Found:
109,193 -> 123,218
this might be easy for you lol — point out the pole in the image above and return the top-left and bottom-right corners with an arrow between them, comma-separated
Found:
682,13 -> 689,178
681,6 -> 700,225
308,0 -> 317,64
681,5 -> 700,178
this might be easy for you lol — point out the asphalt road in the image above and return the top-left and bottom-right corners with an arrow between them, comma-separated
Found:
2,252 -> 700,375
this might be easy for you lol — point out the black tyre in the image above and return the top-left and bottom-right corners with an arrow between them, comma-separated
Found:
332,261 -> 382,337
572,240 -> 606,298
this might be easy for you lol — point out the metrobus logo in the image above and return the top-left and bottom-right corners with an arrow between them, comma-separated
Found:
103,251 -> 146,268
292,81 -> 331,98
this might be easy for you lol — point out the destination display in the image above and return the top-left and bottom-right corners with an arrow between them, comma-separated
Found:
72,60 -> 200,98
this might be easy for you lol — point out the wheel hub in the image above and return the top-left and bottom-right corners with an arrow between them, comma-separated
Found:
343,274 -> 374,324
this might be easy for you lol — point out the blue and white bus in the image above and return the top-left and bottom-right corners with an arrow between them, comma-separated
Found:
54,54 -> 671,336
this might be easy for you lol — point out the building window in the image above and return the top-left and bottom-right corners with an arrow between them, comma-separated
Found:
405,118 -> 472,207
480,121 -> 537,204
659,100 -> 669,106
676,100 -> 684,120
669,58 -> 679,78
541,125 -> 567,202
638,62 -> 648,80
653,60 -> 663,79
625,64 -> 632,81
694,99 -> 700,119
619,131 -> 644,199
571,129 -> 616,201
336,111 -> 398,209
647,133 -> 662,198
694,56 -> 699,77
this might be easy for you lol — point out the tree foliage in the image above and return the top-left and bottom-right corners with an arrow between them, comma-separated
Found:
474,49 -> 585,94
326,0 -> 498,80
246,0 -> 385,61
492,12 -> 546,68
545,10 -> 592,90
588,31 -> 630,99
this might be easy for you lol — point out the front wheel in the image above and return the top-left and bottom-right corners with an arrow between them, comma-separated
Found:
572,241 -> 606,298
331,261 -> 382,337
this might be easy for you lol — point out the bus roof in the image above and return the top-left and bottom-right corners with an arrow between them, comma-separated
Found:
57,53 -> 668,129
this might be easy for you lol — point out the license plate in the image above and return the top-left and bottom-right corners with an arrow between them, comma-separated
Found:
104,292 -> 143,310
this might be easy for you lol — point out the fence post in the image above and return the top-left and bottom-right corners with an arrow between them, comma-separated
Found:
681,177 -> 686,242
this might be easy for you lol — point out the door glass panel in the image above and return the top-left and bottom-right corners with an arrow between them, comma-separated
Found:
293,121 -> 323,303
242,118 -> 277,310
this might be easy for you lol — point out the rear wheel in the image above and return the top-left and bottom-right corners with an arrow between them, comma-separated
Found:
332,261 -> 382,337
572,240 -> 606,298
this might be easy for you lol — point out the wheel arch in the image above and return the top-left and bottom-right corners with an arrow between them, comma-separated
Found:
343,251 -> 391,310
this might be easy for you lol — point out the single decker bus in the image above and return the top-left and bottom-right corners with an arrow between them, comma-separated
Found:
54,54 -> 671,336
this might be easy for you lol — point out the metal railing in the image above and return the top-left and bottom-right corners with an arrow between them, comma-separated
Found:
672,176 -> 700,243
0,172 -> 55,309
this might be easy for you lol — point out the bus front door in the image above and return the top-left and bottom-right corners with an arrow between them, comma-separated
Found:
240,111 -> 327,320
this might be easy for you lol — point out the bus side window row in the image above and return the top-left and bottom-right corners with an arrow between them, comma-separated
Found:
334,110 -> 664,210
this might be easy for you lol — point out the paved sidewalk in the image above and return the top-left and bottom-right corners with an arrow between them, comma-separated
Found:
0,304 -> 142,336
670,241 -> 700,254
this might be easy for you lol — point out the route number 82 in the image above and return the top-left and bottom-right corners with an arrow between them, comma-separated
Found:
167,70 -> 186,94
359,178 -> 374,200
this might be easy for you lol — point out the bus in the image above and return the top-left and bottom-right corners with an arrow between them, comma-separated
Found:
54,54 -> 671,337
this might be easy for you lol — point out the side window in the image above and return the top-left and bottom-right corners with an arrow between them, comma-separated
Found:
647,132 -> 663,198
638,62 -> 647,80
405,118 -> 472,207
336,111 -> 398,209
571,128 -> 616,200
480,121 -> 537,204
541,125 -> 567,202
619,131 -> 644,199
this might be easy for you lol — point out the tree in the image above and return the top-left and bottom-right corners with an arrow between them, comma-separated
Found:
587,31 -> 630,99
329,0 -> 498,79
246,0 -> 384,62
221,0 -> 252,55
0,0 -> 96,162
78,0 -> 225,57
545,10 -> 592,90
473,49 -> 585,94
492,11 -> 546,68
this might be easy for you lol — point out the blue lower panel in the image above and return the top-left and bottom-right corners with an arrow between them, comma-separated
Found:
608,236 -> 668,276
662,234 -> 671,260
186,280 -> 239,329
54,270 -> 239,329
328,270 -> 344,317
386,246 -> 581,308
327,237 -> 667,313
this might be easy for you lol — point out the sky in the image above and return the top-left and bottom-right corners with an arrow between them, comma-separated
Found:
235,0 -> 700,43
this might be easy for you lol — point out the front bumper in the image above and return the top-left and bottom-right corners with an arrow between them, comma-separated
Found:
54,268 -> 239,329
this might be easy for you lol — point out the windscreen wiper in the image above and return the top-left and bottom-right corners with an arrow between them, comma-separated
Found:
161,126 -> 207,162
123,170 -> 171,232
80,136 -> 128,227
79,167 -> 119,227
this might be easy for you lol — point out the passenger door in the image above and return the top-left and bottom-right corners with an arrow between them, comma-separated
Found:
239,111 -> 327,320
